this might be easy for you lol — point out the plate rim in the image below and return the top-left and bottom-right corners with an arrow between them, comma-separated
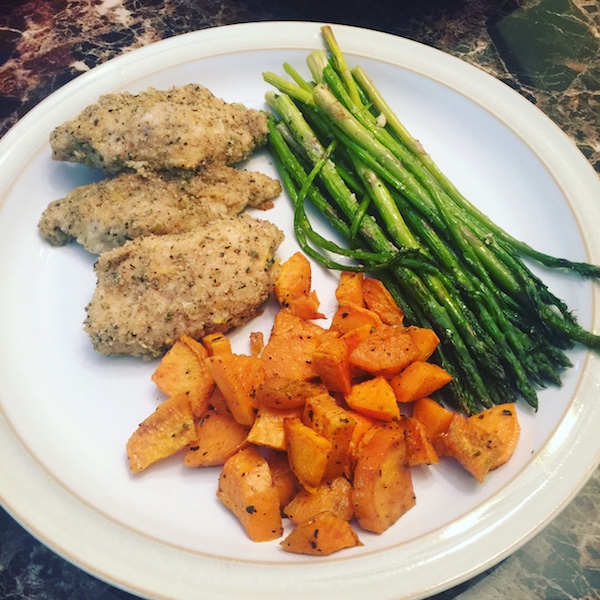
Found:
1,21 -> 599,600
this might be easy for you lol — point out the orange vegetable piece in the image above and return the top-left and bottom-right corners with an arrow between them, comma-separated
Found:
274,251 -> 312,306
284,417 -> 332,492
389,361 -> 453,403
184,409 -> 249,468
284,476 -> 354,525
412,397 -> 454,442
469,403 -> 520,469
205,353 -> 266,426
217,447 -> 283,542
344,376 -> 400,422
312,335 -> 353,395
207,386 -> 231,416
399,416 -> 439,466
340,323 -> 375,354
286,291 -> 326,320
280,511 -> 363,556
335,271 -> 365,307
362,277 -> 404,326
404,326 -> 441,362
261,311 -> 327,381
126,392 -> 196,474
352,426 -> 416,534
266,450 -> 302,509
247,405 -> 304,451
330,303 -> 382,335
202,332 -> 232,356
348,326 -> 418,377
249,331 -> 265,357
255,376 -> 326,410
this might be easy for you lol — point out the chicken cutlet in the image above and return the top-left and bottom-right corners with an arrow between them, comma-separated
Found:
84,214 -> 284,359
38,164 -> 282,254
50,84 -> 268,173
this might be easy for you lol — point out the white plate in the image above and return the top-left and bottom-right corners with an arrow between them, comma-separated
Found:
1,22 -> 599,600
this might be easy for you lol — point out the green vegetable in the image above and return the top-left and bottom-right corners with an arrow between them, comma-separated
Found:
264,25 -> 600,414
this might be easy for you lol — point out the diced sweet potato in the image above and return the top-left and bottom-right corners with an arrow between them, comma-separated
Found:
274,251 -> 312,305
335,271 -> 365,307
207,386 -> 231,416
345,376 -> 400,422
126,392 -> 196,473
389,361 -> 453,403
255,376 -> 326,410
205,353 -> 266,426
436,414 -> 501,483
286,291 -> 326,321
303,393 -> 356,481
202,332 -> 232,356
284,417 -> 332,492
284,476 -> 354,525
312,335 -> 353,395
348,326 -> 418,377
352,426 -> 416,534
280,511 -> 362,556
344,410 -> 378,478
412,397 -> 454,442
247,405 -> 304,451
249,331 -> 265,357
261,311 -> 327,381
330,303 -> 382,335
184,409 -> 249,468
266,450 -> 302,510
404,326 -> 441,362
340,323 -> 375,354
362,277 -> 404,327
469,403 -> 520,469
217,447 -> 283,542
399,416 -> 439,466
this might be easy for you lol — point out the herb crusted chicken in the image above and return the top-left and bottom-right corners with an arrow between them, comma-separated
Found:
84,214 -> 284,359
38,164 -> 282,254
50,84 -> 269,173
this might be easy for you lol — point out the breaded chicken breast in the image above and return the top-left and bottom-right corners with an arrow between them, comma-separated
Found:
38,164 -> 282,253
84,214 -> 283,359
50,84 -> 268,173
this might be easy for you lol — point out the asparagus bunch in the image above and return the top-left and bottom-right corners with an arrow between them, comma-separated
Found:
263,26 -> 600,414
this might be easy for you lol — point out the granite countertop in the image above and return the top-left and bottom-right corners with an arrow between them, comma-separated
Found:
0,1 -> 598,598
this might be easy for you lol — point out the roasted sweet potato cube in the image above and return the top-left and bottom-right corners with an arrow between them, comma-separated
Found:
348,326 -> 418,377
274,251 -> 312,305
261,311 -> 326,381
286,291 -> 326,320
412,397 -> 454,442
335,271 -> 365,307
247,405 -> 303,451
312,335 -> 353,395
362,277 -> 404,327
344,376 -> 400,422
217,447 -> 283,542
207,386 -> 231,416
205,353 -> 265,426
399,416 -> 439,466
266,450 -> 302,510
249,331 -> 265,357
344,410 -> 378,478
390,361 -> 453,403
352,426 -> 416,534
202,332 -> 232,356
436,414 -> 501,482
404,326 -> 441,362
330,303 -> 382,335
126,392 -> 196,474
280,511 -> 362,556
340,323 -> 374,354
469,403 -> 520,469
303,393 -> 356,481
184,409 -> 249,468
151,336 -> 215,418
255,376 -> 326,410
284,418 -> 332,492
284,476 -> 354,525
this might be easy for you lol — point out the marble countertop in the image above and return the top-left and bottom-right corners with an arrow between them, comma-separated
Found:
0,1 -> 598,598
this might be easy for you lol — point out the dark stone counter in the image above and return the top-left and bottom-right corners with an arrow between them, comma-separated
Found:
1,1 -> 598,598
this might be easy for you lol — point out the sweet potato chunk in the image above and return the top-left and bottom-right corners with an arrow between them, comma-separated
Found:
349,327 -> 418,377
312,335 -> 353,395
255,376 -> 325,410
202,332 -> 232,356
345,376 -> 400,422
184,409 -> 249,468
335,271 -> 365,307
217,447 -> 283,542
330,303 -> 382,335
362,277 -> 404,327
404,326 -> 440,362
126,392 -> 196,473
412,397 -> 454,442
389,361 -> 453,403
280,511 -> 362,556
266,450 -> 302,510
274,251 -> 312,305
247,405 -> 303,451
399,416 -> 439,466
469,403 -> 520,469
284,418 -> 332,492
352,426 -> 416,534
284,476 -> 354,525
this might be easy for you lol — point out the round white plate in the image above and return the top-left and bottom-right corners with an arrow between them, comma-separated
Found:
1,22 -> 599,600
